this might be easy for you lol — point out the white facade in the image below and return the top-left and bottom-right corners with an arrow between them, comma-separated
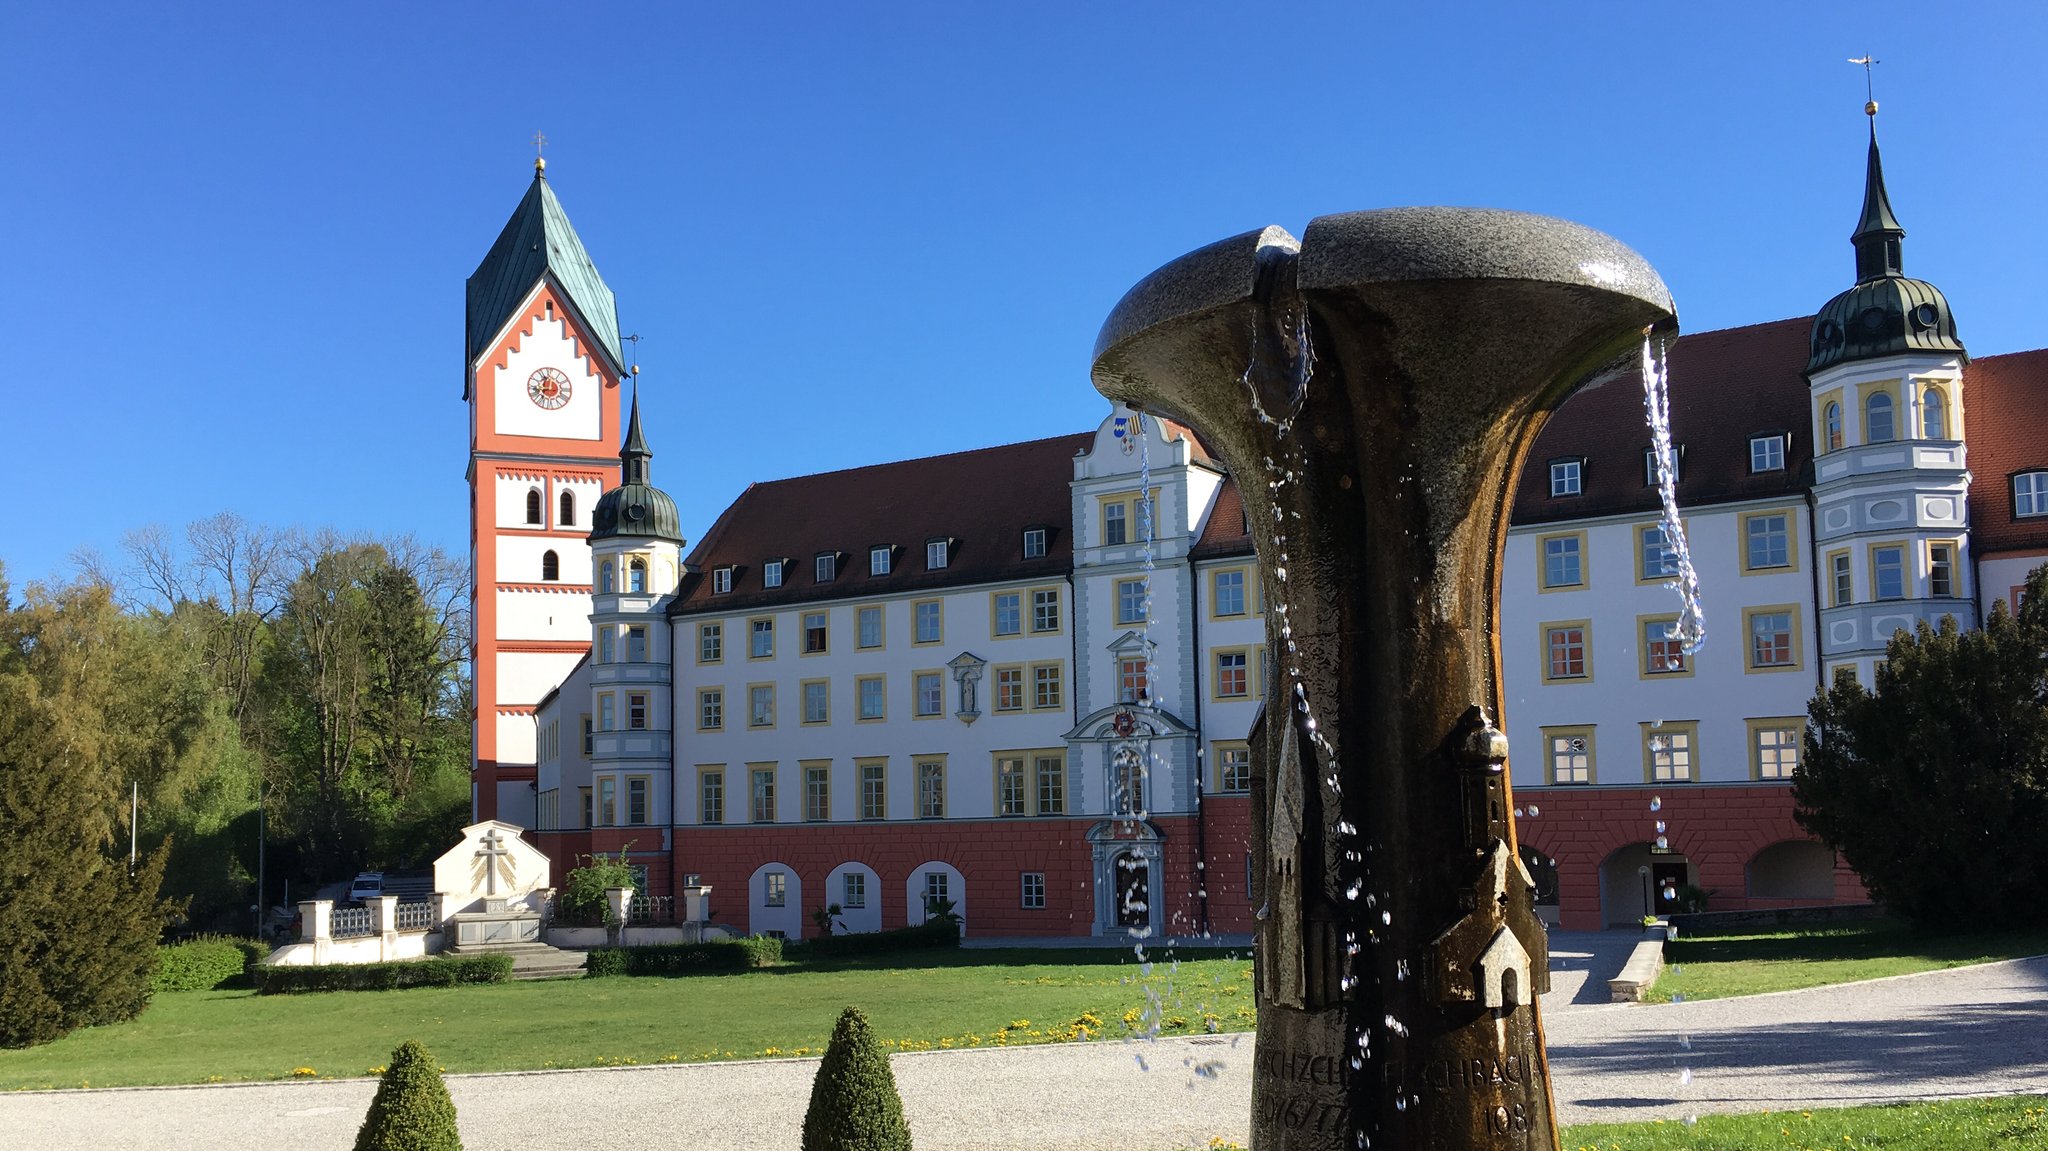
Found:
485,289 -> 606,442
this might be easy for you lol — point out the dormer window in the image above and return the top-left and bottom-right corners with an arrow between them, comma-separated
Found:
1642,445 -> 1684,486
2016,472 -> 2048,518
712,567 -> 733,594
816,553 -> 838,582
1749,434 -> 1786,473
1549,459 -> 1583,497
870,546 -> 893,576
763,560 -> 784,589
1022,527 -> 1047,559
926,538 -> 950,569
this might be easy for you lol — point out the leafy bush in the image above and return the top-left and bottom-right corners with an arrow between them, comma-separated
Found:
355,1039 -> 461,1151
792,920 -> 960,960
1796,566 -> 2048,931
803,1006 -> 911,1151
154,936 -> 270,992
582,936 -> 781,978
254,954 -> 511,994
558,847 -> 636,926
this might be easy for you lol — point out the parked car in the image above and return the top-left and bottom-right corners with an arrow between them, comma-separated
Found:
348,872 -> 385,903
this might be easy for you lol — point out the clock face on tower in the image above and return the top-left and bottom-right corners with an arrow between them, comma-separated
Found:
527,367 -> 572,410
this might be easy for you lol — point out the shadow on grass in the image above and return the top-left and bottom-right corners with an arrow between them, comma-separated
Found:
1665,920 -> 2048,966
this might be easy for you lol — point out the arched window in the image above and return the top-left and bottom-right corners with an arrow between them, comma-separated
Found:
1866,392 -> 1895,443
600,561 -> 614,593
628,558 -> 648,593
1922,387 -> 1947,439
1112,747 -> 1145,816
1824,402 -> 1843,451
541,550 -> 560,582
525,488 -> 542,525
559,489 -> 576,526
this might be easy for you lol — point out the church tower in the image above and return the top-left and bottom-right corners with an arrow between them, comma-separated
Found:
1806,103 -> 1974,685
465,157 -> 626,825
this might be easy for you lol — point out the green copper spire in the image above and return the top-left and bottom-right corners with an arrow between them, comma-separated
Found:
465,165 -> 625,391
621,387 -> 652,486
1851,123 -> 1905,282
590,383 -> 684,545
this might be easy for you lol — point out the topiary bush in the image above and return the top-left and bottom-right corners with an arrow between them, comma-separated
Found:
254,954 -> 511,994
582,935 -> 781,977
153,936 -> 270,991
355,1039 -> 460,1151
802,1006 -> 911,1151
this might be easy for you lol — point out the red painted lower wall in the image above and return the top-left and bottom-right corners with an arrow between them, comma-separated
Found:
1516,783 -> 1868,931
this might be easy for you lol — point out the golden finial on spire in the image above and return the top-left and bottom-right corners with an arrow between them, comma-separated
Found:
1848,56 -> 1879,117
533,130 -> 548,176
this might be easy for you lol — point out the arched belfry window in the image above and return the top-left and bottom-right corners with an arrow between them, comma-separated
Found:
1866,392 -> 1895,443
600,561 -> 615,593
541,550 -> 560,582
559,489 -> 576,526
1824,402 -> 1843,452
629,558 -> 648,593
1922,388 -> 1947,440
525,488 -> 543,525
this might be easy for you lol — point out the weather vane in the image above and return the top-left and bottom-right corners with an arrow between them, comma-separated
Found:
1848,55 -> 1880,116
623,333 -> 642,396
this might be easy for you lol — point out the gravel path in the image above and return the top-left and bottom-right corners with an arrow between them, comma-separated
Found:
4,953 -> 2042,1149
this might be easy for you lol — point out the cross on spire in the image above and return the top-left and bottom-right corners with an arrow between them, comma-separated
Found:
1848,55 -> 1880,117
533,130 -> 548,176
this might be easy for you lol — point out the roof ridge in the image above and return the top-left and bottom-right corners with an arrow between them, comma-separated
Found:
738,430 -> 1095,490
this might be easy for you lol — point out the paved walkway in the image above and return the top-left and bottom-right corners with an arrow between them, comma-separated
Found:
5,951 -> 2043,1149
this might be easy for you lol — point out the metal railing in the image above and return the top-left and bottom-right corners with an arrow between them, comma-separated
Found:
330,906 -> 374,939
628,894 -> 674,924
394,901 -> 434,932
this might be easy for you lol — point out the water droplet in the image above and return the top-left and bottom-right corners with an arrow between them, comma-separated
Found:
1525,805 -> 1539,817
1394,1096 -> 1408,1112
1513,807 -> 1524,818
1678,1067 -> 1693,1086
1655,836 -> 1669,850
1648,737 -> 1666,753
1655,820 -> 1666,834
1396,959 -> 1410,982
1684,1116 -> 1698,1127
1650,796 -> 1663,812
1651,718 -> 1665,729
1346,880 -> 1363,901
1380,910 -> 1391,925
1365,892 -> 1377,908
1672,992 -> 1686,1004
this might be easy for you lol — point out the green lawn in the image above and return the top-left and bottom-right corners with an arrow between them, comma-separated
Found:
0,948 -> 1255,1090
1560,1095 -> 2048,1150
1645,920 -> 2048,1003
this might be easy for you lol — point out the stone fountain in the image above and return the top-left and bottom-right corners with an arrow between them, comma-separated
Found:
1091,209 -> 1675,1149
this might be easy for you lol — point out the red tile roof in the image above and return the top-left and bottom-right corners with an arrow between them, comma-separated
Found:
1512,318 -> 1816,526
1192,477 -> 1253,559
1962,348 -> 2048,559
671,433 -> 1094,615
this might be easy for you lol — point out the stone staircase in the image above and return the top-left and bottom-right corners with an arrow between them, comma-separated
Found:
451,940 -> 588,981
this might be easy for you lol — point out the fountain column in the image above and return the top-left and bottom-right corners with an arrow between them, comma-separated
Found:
1091,209 -> 1675,1150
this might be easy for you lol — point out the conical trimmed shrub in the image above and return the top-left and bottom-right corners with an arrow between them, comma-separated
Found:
803,1006 -> 911,1151
355,1040 -> 461,1151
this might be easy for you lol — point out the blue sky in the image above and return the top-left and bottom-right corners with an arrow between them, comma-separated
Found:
3,2 -> 2041,587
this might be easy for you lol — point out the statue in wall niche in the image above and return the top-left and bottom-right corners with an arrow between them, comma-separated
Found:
1093,208 -> 1675,1149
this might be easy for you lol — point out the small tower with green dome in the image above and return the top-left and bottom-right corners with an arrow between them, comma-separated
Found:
1806,97 -> 1976,686
585,385 -> 685,851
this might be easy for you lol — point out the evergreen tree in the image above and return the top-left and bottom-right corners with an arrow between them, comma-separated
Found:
803,1006 -> 912,1151
355,1040 -> 461,1151
0,570 -> 179,1047
1796,564 -> 2048,931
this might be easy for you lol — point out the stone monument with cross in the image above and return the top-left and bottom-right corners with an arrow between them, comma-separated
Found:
432,820 -> 553,947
